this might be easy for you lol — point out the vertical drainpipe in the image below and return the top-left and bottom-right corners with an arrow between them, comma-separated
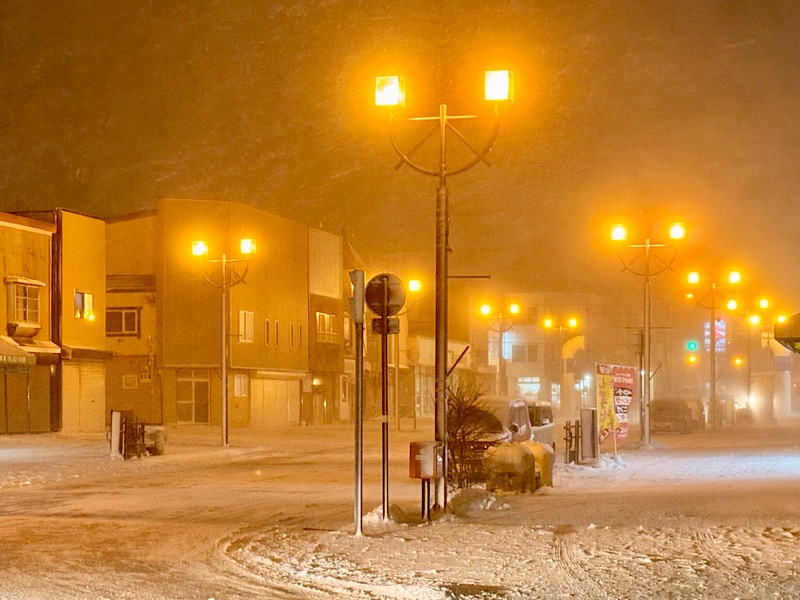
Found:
50,209 -> 63,432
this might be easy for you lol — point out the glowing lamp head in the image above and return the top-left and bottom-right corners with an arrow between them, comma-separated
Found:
687,272 -> 700,285
240,238 -> 256,256
480,304 -> 492,316
568,317 -> 578,329
408,279 -> 421,293
727,299 -> 738,311
509,304 -> 520,315
543,318 -> 554,329
758,298 -> 769,310
192,240 -> 209,257
748,314 -> 761,326
776,314 -> 788,324
611,224 -> 627,241
728,271 -> 742,285
669,222 -> 686,240
375,76 -> 406,107
484,70 -> 514,102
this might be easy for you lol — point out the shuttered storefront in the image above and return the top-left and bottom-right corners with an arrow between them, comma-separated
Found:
61,361 -> 106,433
250,377 -> 301,428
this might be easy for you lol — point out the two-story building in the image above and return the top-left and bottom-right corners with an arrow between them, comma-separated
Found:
106,197 -> 347,430
0,212 -> 57,433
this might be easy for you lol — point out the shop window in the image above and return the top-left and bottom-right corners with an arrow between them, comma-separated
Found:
239,310 -> 254,342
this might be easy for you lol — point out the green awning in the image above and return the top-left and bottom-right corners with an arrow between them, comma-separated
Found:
0,338 -> 36,367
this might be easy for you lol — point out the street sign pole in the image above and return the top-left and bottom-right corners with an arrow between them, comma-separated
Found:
350,270 -> 365,536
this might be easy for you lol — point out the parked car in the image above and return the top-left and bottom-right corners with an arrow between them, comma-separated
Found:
526,399 -> 556,449
650,399 -> 695,433
483,396 -> 556,448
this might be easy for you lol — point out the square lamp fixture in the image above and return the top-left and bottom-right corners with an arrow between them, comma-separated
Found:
375,75 -> 406,107
240,238 -> 257,255
485,70 -> 514,102
192,240 -> 209,257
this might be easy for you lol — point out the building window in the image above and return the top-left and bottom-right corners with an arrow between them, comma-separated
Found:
74,291 -> 95,320
316,312 -> 337,343
239,310 -> 254,343
106,307 -> 140,337
234,374 -> 248,397
290,323 -> 295,348
264,320 -> 270,345
9,281 -> 41,324
274,321 -> 279,346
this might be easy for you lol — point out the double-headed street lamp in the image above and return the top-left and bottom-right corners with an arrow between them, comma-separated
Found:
611,223 -> 686,446
686,269 -> 740,428
542,316 -> 581,412
724,296 -> 787,420
376,70 -> 513,509
479,303 -> 519,395
192,238 -> 256,447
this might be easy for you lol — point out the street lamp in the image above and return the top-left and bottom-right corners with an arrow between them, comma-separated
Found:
192,238 -> 256,447
726,296 -> 787,420
480,303 -> 519,395
611,222 -> 685,446
376,70 -> 513,509
542,315 -> 581,412
686,269 -> 741,428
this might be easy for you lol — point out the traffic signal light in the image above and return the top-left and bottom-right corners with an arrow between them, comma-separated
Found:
687,340 -> 698,351
686,353 -> 698,365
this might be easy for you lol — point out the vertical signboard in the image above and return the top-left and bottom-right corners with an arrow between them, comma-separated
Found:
596,363 -> 636,448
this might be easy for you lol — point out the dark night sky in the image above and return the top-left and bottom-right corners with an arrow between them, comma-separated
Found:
2,1 -> 799,311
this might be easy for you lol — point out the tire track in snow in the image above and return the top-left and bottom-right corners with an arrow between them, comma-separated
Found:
551,530 -> 611,599
692,527 -> 797,599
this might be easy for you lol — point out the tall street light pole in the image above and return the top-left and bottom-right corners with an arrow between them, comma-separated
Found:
376,71 -> 513,510
480,303 -> 520,395
192,238 -> 256,447
687,270 -> 741,428
612,223 -> 685,447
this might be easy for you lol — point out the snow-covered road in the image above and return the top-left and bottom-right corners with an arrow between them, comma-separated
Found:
1,422 -> 798,599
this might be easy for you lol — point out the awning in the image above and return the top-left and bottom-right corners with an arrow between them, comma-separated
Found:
0,338 -> 36,367
17,339 -> 61,355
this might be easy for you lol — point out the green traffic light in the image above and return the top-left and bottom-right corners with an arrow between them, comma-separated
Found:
687,340 -> 698,351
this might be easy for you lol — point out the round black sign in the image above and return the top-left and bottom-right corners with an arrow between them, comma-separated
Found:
365,273 -> 406,316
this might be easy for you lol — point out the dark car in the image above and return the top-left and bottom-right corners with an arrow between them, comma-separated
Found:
650,399 -> 694,434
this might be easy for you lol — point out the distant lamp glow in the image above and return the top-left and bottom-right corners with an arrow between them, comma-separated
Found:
776,314 -> 788,324
734,356 -> 744,367
480,304 -> 491,316
375,76 -> 406,107
484,70 -> 514,102
748,314 -> 761,326
509,304 -> 520,315
192,240 -> 209,257
687,272 -> 700,285
669,223 -> 686,240
240,238 -> 256,255
408,279 -> 422,293
568,317 -> 578,328
611,224 -> 627,241
729,271 -> 742,284
758,298 -> 769,310
727,299 -> 738,311
543,318 -> 554,329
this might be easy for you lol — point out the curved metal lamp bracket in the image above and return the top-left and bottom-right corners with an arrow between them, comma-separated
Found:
388,105 -> 501,179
